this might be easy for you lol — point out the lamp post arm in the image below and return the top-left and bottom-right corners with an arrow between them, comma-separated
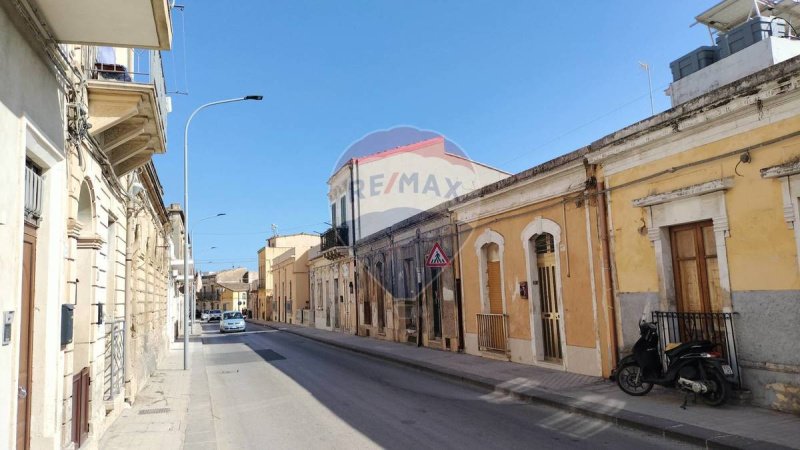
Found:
182,96 -> 254,370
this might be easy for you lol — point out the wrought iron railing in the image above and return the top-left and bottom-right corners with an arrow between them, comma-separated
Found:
477,313 -> 508,353
24,164 -> 43,226
103,320 -> 125,400
321,225 -> 349,251
84,46 -> 169,138
652,311 -> 741,387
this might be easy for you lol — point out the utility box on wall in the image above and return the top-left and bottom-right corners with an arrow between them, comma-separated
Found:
61,304 -> 75,346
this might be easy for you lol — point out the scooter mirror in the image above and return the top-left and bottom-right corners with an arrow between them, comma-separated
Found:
640,303 -> 652,325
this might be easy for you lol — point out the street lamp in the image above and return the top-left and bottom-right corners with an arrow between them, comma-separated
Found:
183,95 -> 262,370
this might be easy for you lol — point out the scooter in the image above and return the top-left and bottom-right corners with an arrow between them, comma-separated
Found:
612,313 -> 735,407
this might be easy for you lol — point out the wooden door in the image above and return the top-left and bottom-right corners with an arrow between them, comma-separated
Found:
535,233 -> 562,362
670,221 -> 722,313
376,263 -> 385,332
487,261 -> 503,314
72,366 -> 90,447
17,225 -> 36,450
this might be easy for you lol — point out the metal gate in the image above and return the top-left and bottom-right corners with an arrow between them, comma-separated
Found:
535,234 -> 563,362
103,320 -> 124,400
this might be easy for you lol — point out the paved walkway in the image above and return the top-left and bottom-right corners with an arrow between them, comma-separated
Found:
253,319 -> 800,449
99,324 -> 216,450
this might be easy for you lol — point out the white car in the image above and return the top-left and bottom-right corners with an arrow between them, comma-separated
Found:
208,309 -> 222,322
201,310 -> 210,321
219,311 -> 246,333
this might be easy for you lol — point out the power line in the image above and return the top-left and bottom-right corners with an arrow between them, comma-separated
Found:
497,83 -> 670,168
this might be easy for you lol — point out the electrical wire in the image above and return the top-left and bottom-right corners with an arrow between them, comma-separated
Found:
497,84 -> 670,168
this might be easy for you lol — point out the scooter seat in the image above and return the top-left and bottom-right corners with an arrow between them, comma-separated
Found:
664,340 -> 714,357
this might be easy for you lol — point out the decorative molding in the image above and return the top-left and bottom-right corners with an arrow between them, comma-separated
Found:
760,160 -> 800,179
520,217 -> 567,367
473,228 -> 506,315
454,164 -> 585,224
77,234 -> 105,250
642,190 -> 733,310
633,178 -> 733,208
67,218 -> 83,239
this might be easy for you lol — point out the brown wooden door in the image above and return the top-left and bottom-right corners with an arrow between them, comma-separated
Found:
670,221 -> 722,313
487,261 -> 503,314
17,225 -> 36,450
72,366 -> 90,447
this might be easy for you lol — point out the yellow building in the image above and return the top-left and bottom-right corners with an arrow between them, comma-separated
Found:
260,233 -> 320,322
219,284 -> 249,312
256,247 -> 270,320
589,57 -> 800,412
451,150 -> 614,377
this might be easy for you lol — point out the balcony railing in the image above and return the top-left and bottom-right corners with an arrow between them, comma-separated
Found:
652,311 -> 741,387
321,225 -> 349,251
83,46 -> 169,137
477,313 -> 508,353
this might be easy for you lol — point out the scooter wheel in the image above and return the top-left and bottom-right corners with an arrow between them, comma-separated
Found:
616,364 -> 654,396
701,368 -> 729,406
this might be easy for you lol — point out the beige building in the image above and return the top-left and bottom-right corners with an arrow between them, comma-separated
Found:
308,245 -> 355,332
263,234 -> 320,323
254,248 -> 270,320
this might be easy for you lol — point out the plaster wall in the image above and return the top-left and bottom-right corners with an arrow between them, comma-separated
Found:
455,173 -> 610,376
600,85 -> 800,412
0,5 -> 67,449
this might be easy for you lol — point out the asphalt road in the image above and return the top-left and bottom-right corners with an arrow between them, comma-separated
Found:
198,322 -> 697,450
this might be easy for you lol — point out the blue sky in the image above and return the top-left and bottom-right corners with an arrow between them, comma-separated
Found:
155,1 -> 716,272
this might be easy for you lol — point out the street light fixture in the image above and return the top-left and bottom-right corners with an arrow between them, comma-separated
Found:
183,95 -> 262,370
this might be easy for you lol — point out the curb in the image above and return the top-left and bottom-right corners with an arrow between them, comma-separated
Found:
254,320 -> 792,450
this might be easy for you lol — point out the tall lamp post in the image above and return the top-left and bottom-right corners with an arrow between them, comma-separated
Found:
184,95 -> 262,370
190,213 -> 225,328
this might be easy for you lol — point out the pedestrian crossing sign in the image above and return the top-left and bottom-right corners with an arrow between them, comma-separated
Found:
425,243 -> 450,267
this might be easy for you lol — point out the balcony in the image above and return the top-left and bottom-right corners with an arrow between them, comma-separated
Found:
83,46 -> 169,177
29,0 -> 172,50
321,226 -> 349,260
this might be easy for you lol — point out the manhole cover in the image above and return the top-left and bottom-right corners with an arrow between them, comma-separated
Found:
138,408 -> 170,415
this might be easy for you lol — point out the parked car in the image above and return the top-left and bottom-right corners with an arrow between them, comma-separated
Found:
201,310 -> 210,321
208,309 -> 222,322
219,311 -> 246,333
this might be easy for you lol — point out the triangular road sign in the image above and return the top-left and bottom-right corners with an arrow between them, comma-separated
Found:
425,243 -> 450,267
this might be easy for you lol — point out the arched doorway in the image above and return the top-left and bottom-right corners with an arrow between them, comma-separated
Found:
72,181 -> 98,447
531,233 -> 563,362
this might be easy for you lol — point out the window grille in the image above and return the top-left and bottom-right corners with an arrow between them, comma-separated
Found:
25,160 -> 44,226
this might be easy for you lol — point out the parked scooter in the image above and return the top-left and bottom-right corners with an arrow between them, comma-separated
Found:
612,312 -> 735,407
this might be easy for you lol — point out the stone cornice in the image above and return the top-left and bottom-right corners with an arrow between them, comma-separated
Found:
67,218 -> 84,239
77,234 -> 105,250
632,178 -> 734,208
761,159 -> 800,178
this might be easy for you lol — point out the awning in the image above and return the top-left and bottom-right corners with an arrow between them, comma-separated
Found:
695,0 -> 800,32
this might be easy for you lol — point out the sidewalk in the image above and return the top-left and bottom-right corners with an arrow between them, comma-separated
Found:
99,324 -> 217,450
252,319 -> 800,449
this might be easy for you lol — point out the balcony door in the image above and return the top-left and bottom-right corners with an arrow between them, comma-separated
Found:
670,221 -> 722,314
534,233 -> 562,362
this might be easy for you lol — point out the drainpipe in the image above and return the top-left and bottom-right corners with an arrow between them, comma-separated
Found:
123,200 -> 135,401
596,180 -> 620,369
349,160 -> 359,336
415,228 -> 423,347
452,218 -> 465,351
